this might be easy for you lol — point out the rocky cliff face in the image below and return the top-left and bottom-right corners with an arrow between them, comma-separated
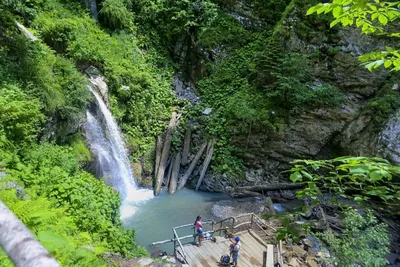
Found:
194,0 -> 399,194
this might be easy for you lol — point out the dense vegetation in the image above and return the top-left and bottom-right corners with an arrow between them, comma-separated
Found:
1,0 -> 399,265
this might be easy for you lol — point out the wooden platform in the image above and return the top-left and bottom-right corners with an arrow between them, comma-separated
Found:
177,230 -> 270,267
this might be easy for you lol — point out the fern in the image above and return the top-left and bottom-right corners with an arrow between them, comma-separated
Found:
0,188 -> 106,266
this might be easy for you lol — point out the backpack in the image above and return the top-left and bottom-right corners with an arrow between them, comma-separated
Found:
220,255 -> 230,265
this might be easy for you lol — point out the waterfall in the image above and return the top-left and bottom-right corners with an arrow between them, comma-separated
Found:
84,85 -> 153,218
378,109 -> 400,165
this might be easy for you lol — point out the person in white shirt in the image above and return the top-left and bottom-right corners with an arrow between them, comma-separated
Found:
230,236 -> 240,266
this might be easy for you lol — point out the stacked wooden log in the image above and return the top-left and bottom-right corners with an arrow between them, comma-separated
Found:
153,112 -> 215,195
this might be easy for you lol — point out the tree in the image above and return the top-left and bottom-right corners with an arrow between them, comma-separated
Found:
307,0 -> 400,71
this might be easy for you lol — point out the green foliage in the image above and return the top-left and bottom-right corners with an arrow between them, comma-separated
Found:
99,0 -> 135,29
133,0 -> 218,44
0,32 -> 89,130
366,89 -> 400,125
34,3 -> 174,156
289,156 -> 400,210
70,134 -> 91,163
0,189 -> 106,266
254,39 -> 343,113
0,0 -> 49,22
276,216 -> 310,243
5,143 -> 148,257
253,0 -> 292,24
316,208 -> 390,266
0,84 -> 45,148
198,12 -> 252,50
307,0 -> 400,71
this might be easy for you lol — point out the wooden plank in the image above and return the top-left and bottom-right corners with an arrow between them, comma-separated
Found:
267,245 -> 274,267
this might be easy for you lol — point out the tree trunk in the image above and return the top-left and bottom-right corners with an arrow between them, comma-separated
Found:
0,201 -> 60,267
195,139 -> 215,191
154,112 -> 178,196
178,142 -> 207,190
169,153 -> 181,194
181,128 -> 191,166
154,135 -> 163,179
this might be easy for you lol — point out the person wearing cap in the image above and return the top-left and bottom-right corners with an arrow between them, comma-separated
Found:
194,216 -> 204,247
230,236 -> 240,266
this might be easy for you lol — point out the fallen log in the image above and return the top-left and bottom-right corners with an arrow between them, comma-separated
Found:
169,153 -> 181,194
178,142 -> 207,190
195,139 -> 215,191
181,128 -> 191,166
236,183 -> 303,192
154,112 -> 178,196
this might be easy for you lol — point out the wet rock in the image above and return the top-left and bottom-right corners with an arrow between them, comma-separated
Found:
302,238 -> 314,249
305,256 -> 318,267
288,257 -> 301,267
290,246 -> 308,259
386,253 -> 398,265
137,258 -> 154,265
202,108 -> 212,115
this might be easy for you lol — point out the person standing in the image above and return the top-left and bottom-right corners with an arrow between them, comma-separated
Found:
230,236 -> 240,266
194,216 -> 204,247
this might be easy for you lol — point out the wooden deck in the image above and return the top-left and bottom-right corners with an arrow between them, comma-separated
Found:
177,230 -> 270,267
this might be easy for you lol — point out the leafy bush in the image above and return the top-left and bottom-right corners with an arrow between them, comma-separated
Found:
6,143 -> 147,257
367,91 -> 400,125
316,209 -> 390,267
99,0 -> 134,29
0,85 -> 45,148
0,189 -> 106,266
289,156 -> 400,210
34,4 -> 174,156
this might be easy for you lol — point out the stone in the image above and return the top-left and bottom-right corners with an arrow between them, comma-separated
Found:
161,255 -> 168,260
288,258 -> 301,267
316,251 -> 330,258
167,257 -> 176,264
137,258 -> 154,265
386,253 -> 398,265
291,246 -> 308,258
305,256 -> 318,267
202,108 -> 212,115
392,83 -> 399,91
302,238 -> 314,248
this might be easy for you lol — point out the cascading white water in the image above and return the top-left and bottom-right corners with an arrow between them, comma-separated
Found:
84,85 -> 153,219
378,109 -> 400,165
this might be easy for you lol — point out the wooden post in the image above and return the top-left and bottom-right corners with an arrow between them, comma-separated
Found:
164,155 -> 173,188
177,142 -> 207,190
195,139 -> 215,191
181,128 -> 191,166
168,153 -> 181,194
263,251 -> 267,267
250,213 -> 254,230
173,230 -> 177,256
155,135 -> 163,179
